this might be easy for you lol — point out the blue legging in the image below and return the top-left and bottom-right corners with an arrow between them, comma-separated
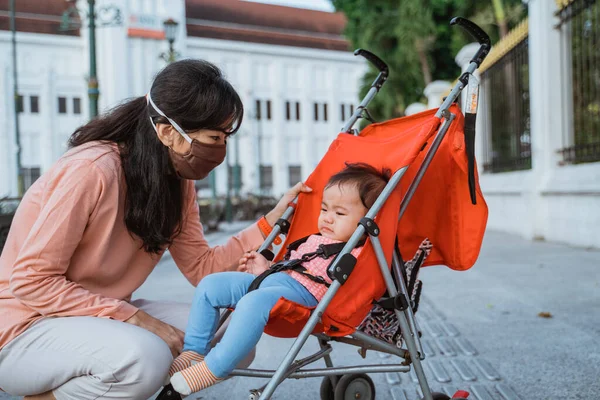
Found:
184,271 -> 318,378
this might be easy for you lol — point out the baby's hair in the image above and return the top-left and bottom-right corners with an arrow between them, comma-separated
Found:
325,163 -> 392,209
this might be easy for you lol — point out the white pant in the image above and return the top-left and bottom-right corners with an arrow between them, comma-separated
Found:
0,299 -> 253,399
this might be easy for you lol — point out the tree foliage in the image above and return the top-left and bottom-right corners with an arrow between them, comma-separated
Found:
333,0 -> 526,122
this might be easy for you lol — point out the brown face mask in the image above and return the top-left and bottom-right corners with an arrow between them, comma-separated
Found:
169,141 -> 226,180
147,92 -> 227,180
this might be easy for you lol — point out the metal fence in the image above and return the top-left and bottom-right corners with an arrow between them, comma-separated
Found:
481,38 -> 532,173
557,0 -> 600,164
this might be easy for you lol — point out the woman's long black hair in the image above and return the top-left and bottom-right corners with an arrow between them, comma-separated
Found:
69,60 -> 243,254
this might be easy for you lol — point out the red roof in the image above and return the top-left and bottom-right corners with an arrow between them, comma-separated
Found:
0,0 -> 350,51
186,0 -> 350,51
0,0 -> 78,36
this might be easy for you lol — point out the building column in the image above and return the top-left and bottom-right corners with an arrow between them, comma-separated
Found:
95,0 -> 130,111
527,0 -> 564,239
1,65 -> 15,196
40,68 -> 55,172
300,64 -> 314,181
272,63 -> 287,196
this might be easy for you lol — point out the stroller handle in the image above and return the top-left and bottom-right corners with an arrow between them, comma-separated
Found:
450,17 -> 491,66
354,49 -> 389,76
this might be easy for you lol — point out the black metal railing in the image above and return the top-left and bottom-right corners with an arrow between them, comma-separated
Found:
557,0 -> 600,164
481,39 -> 532,173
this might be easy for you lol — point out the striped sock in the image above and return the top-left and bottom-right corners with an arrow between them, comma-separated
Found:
170,361 -> 223,396
169,351 -> 205,376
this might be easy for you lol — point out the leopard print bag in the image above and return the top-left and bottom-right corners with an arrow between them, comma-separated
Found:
357,239 -> 432,348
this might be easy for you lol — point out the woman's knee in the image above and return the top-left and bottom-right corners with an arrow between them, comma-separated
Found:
114,330 -> 172,396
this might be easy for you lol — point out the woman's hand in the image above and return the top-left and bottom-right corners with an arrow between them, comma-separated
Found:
125,309 -> 185,358
238,251 -> 271,275
265,182 -> 312,226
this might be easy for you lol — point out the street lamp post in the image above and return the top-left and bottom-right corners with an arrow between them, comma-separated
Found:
9,0 -> 23,196
87,0 -> 98,118
224,134 -> 242,223
60,0 -> 122,119
159,18 -> 179,63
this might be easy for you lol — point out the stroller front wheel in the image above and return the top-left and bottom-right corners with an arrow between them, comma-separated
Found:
333,373 -> 375,400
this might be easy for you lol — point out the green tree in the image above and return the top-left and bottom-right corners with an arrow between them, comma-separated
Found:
333,0 -> 525,121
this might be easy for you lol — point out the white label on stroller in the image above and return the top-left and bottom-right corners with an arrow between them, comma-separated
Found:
466,74 -> 480,114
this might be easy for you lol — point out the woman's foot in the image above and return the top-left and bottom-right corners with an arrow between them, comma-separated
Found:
170,361 -> 222,395
169,350 -> 205,376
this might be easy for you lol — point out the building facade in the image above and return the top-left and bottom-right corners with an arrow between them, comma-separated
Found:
455,0 -> 599,249
0,0 -> 365,198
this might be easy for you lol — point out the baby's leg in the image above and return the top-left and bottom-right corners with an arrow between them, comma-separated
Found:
171,273 -> 317,395
170,272 -> 255,376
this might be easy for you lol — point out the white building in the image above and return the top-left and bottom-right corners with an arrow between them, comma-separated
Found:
0,0 -> 365,198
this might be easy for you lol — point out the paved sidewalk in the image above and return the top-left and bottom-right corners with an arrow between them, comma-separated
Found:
2,228 -> 598,399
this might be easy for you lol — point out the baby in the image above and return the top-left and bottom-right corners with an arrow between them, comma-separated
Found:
169,162 -> 390,395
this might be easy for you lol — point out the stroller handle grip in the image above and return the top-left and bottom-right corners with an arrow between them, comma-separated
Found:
354,49 -> 389,76
450,17 -> 491,66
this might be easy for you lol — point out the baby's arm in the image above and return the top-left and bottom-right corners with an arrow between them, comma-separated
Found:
238,251 -> 271,275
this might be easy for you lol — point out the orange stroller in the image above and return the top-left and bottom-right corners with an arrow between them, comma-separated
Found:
158,17 -> 491,400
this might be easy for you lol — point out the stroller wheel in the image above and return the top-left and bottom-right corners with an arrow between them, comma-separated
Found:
421,393 -> 451,400
333,373 -> 375,400
320,375 -> 343,400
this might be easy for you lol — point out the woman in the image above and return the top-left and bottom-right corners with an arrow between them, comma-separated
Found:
0,59 -> 310,400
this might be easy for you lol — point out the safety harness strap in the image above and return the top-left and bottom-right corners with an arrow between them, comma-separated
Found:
248,234 -> 364,292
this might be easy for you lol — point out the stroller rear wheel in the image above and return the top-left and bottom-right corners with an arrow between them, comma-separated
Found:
319,375 -> 343,399
333,373 -> 375,400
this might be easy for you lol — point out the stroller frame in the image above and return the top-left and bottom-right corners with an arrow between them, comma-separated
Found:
158,17 -> 490,400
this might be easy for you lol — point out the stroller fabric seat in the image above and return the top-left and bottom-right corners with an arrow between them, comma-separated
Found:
263,105 -> 488,339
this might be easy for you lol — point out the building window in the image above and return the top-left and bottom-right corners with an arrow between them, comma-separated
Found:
255,99 -> 262,120
73,97 -> 81,114
21,167 -> 41,191
286,101 -> 301,121
314,102 -> 319,121
350,104 -> 355,115
266,100 -> 272,120
288,165 -> 301,186
16,95 -> 24,113
30,96 -> 39,113
58,97 -> 67,114
341,104 -> 346,121
323,103 -> 328,122
259,165 -> 273,190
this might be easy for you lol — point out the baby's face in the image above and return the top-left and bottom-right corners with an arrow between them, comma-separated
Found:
318,183 -> 368,242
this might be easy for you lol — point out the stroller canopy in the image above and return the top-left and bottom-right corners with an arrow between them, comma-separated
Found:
266,105 -> 488,338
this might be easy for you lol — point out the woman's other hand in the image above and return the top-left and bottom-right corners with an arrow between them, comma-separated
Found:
125,310 -> 185,358
238,251 -> 270,275
265,182 -> 312,226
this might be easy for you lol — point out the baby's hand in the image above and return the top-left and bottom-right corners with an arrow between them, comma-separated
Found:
238,251 -> 270,275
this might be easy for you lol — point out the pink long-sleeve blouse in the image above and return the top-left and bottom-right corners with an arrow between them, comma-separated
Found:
0,141 -> 264,350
